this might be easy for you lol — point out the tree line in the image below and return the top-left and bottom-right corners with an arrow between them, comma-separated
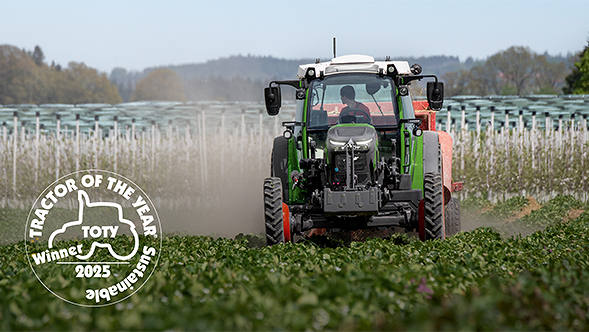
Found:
442,45 -> 588,96
0,45 -> 121,105
1,42 -> 588,106
130,46 -> 589,101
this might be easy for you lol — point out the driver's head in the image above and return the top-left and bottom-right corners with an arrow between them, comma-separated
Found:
340,85 -> 355,101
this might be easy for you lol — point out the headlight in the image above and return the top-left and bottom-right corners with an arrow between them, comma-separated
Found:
354,138 -> 373,146
329,139 -> 346,147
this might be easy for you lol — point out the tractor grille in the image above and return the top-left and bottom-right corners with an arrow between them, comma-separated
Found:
333,153 -> 370,186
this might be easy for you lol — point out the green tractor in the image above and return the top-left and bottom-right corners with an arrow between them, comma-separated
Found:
263,54 -> 461,245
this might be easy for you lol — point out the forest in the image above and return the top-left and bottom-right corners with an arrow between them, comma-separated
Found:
0,45 -> 121,105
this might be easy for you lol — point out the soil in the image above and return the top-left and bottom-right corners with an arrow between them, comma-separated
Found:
565,209 -> 585,222
506,197 -> 542,222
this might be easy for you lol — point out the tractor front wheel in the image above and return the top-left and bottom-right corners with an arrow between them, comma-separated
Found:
423,172 -> 445,240
264,177 -> 287,245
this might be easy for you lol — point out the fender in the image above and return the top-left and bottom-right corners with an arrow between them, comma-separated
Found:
422,131 -> 441,174
422,130 -> 452,205
437,131 -> 453,204
271,136 -> 290,202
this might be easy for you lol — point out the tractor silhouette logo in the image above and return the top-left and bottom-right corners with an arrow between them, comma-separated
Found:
48,190 -> 139,261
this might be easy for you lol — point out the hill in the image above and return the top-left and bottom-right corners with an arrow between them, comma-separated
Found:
109,54 -> 475,102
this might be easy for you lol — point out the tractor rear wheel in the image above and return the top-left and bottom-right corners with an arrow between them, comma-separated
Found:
264,177 -> 286,245
423,172 -> 445,240
444,197 -> 461,237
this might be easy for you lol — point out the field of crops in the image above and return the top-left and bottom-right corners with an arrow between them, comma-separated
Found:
1,195 -> 588,330
1,99 -> 589,330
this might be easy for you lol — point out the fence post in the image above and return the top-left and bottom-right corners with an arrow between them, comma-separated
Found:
167,119 -> 172,178
13,111 -> 17,197
558,114 -> 564,158
475,106 -> 481,136
583,114 -> 588,197
94,115 -> 99,169
56,114 -> 61,180
460,105 -> 466,132
240,109 -> 246,177
114,116 -> 118,173
489,106 -> 495,132
531,111 -> 536,170
151,120 -> 156,175
201,109 -> 208,187
517,110 -> 524,193
185,120 -> 190,177
35,112 -> 40,184
141,127 -> 146,175
446,105 -> 451,133
132,118 -> 136,178
221,108 -> 226,178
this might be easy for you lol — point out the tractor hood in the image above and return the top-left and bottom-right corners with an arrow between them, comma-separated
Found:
326,124 -> 377,151
325,124 -> 378,188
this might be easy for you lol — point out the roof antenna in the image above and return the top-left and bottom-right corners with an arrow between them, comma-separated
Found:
333,37 -> 336,59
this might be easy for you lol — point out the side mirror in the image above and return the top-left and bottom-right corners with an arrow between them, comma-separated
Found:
427,81 -> 444,111
264,86 -> 281,116
366,82 -> 381,96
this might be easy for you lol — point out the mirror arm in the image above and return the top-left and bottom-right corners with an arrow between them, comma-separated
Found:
398,74 -> 438,85
269,80 -> 303,89
399,118 -> 423,126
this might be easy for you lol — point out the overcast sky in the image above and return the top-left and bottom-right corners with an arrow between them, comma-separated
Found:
2,0 -> 589,74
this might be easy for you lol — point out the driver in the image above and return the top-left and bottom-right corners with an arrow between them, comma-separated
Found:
339,85 -> 371,123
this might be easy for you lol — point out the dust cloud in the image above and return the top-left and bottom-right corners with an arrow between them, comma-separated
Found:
153,150 -> 270,239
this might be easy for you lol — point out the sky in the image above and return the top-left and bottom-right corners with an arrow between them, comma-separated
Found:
2,0 -> 589,74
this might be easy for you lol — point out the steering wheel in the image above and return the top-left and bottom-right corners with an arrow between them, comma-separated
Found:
339,107 -> 372,124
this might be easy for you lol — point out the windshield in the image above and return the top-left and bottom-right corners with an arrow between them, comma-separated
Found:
307,74 -> 398,129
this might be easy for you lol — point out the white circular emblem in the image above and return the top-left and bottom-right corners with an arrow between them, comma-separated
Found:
24,170 -> 162,307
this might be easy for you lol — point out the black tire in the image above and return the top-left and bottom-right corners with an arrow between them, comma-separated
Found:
424,172 -> 445,240
444,197 -> 461,237
264,177 -> 285,245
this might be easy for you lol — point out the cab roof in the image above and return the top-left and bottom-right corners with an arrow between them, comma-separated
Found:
297,54 -> 411,79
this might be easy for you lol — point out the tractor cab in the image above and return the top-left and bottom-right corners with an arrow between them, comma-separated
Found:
305,72 -> 410,165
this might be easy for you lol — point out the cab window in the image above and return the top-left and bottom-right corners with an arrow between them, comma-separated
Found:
307,74 -> 398,129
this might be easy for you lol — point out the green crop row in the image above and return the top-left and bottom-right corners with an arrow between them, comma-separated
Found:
1,195 -> 588,330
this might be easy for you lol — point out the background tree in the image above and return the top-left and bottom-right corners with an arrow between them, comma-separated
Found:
486,46 -> 541,95
563,41 -> 589,94
0,44 -> 121,104
109,67 -> 134,101
438,69 -> 471,96
132,68 -> 186,102
47,62 -> 122,104
0,45 -> 44,104
31,45 -> 45,66
535,56 -> 567,94
442,46 -> 569,96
